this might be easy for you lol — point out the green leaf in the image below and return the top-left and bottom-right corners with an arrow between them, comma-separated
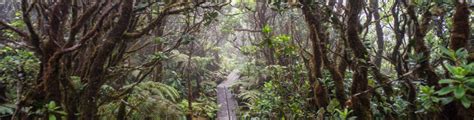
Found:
436,86 -> 454,95
262,25 -> 272,34
48,101 -> 56,109
49,115 -> 57,120
55,111 -> 68,115
465,63 -> 474,72
0,105 -> 14,115
424,101 -> 433,109
460,96 -> 471,108
448,66 -> 468,76
454,85 -> 465,99
446,64 -> 456,74
455,48 -> 468,59
432,97 -> 440,103
466,78 -> 474,83
327,99 -> 340,113
440,97 -> 454,105
439,46 -> 451,55
438,79 -> 457,84
440,47 -> 455,60
420,86 -> 429,93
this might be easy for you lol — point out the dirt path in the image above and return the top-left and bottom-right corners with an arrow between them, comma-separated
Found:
217,69 -> 239,120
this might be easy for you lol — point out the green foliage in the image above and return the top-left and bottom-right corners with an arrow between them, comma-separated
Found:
240,45 -> 259,55
45,101 -> 67,120
179,97 -> 219,118
237,64 -> 310,119
393,96 -> 410,117
439,47 -> 469,65
240,80 -> 307,118
0,104 -> 14,116
28,101 -> 67,120
326,99 -> 357,120
0,47 -> 39,79
417,86 -> 442,113
0,47 -> 39,104
99,81 -> 182,119
262,24 -> 272,34
3,12 -> 25,39
152,51 -> 169,61
156,39 -> 223,118
436,48 -> 474,108
271,35 -> 296,57
335,108 -> 356,120
237,90 -> 260,104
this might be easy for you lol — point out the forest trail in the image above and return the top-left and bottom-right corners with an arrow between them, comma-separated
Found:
217,69 -> 240,120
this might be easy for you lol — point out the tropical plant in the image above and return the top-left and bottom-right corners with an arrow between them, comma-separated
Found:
99,81 -> 182,119
436,48 -> 474,108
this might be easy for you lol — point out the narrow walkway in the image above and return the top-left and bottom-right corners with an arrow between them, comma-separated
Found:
217,69 -> 240,120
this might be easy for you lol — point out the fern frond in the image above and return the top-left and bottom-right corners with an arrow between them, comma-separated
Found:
238,90 -> 261,103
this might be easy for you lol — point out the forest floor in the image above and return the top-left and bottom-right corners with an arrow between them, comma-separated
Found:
217,69 -> 240,120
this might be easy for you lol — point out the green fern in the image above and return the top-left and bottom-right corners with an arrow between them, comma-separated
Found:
238,90 -> 261,103
99,81 -> 183,119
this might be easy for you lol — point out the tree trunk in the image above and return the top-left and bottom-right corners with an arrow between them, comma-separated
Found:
449,2 -> 470,51
300,1 -> 329,108
80,1 -> 133,119
406,4 -> 440,88
346,0 -> 373,119
406,2 -> 440,119
371,0 -> 384,68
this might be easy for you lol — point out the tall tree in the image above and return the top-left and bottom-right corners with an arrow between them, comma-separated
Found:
371,0 -> 384,68
450,0 -> 470,51
300,0 -> 330,108
405,0 -> 440,88
346,0 -> 373,119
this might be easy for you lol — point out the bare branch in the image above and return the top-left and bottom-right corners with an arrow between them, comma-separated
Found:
21,0 -> 41,53
233,28 -> 261,33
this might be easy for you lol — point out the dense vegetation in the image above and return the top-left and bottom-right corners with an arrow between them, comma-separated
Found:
0,0 -> 473,119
